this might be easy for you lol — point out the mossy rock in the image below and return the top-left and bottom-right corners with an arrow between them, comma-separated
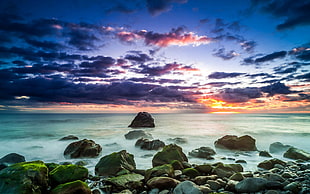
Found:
170,160 -> 184,170
95,150 -> 136,176
107,173 -> 144,190
45,163 -> 60,172
145,164 -> 174,181
49,164 -> 88,185
51,180 -> 91,194
182,168 -> 200,178
152,144 -> 188,167
195,164 -> 213,174
0,161 -> 48,194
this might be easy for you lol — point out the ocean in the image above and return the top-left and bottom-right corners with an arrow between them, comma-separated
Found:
0,113 -> 309,174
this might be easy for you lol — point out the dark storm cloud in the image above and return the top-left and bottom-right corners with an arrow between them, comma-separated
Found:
66,28 -> 100,51
261,82 -> 295,96
146,0 -> 188,16
208,72 -> 245,79
105,0 -> 142,14
243,51 -> 287,64
251,0 -> 310,30
25,39 -> 65,51
214,87 -> 262,103
212,82 -> 296,103
296,73 -> 310,82
0,73 -> 194,104
213,48 -> 239,60
124,51 -> 153,63
137,63 -> 180,76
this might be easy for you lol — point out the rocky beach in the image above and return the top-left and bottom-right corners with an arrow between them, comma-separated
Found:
0,112 -> 310,194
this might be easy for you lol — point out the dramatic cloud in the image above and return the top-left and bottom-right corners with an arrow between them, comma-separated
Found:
208,72 -> 245,79
146,0 -> 188,16
251,0 -> 310,30
117,27 -> 212,47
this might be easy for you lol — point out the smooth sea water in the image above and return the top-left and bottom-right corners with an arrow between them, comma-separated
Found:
0,113 -> 309,174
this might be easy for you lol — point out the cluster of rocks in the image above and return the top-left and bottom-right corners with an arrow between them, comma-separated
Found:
1,112 -> 310,193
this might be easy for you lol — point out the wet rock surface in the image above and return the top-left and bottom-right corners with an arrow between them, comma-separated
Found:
64,139 -> 102,158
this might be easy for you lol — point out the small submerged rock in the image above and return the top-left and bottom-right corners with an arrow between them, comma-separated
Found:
135,138 -> 165,150
59,135 -> 79,141
0,153 -> 25,166
128,112 -> 155,128
269,142 -> 292,153
214,135 -> 257,151
167,137 -> 188,144
125,130 -> 153,140
189,147 -> 216,160
64,139 -> 102,158
259,150 -> 272,157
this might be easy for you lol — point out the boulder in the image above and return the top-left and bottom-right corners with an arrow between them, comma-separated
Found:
170,160 -> 184,170
128,112 -> 155,128
107,173 -> 144,190
283,147 -> 310,161
51,180 -> 91,194
0,153 -> 26,170
235,178 -> 267,193
257,158 -> 286,170
152,144 -> 188,167
189,147 -> 216,159
59,135 -> 79,141
125,130 -> 153,140
49,164 -> 88,185
146,177 -> 179,190
173,180 -> 202,194
145,164 -> 174,181
214,135 -> 257,151
95,150 -> 136,176
64,139 -> 102,158
0,161 -> 48,194
269,142 -> 292,153
212,163 -> 243,178
135,138 -> 165,150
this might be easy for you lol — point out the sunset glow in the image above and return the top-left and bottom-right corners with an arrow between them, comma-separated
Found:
0,0 -> 309,113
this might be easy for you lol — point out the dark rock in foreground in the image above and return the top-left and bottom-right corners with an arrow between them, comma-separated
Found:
135,138 -> 165,150
59,135 -> 79,141
64,139 -> 102,158
124,130 -> 153,140
283,147 -> 310,161
152,144 -> 188,167
269,142 -> 292,153
128,112 -> 155,128
235,177 -> 267,193
95,150 -> 136,176
189,146 -> 216,159
214,135 -> 257,151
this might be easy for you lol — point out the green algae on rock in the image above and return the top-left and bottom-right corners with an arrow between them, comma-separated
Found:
0,161 -> 48,194
49,164 -> 88,185
95,150 -> 136,176
51,180 -> 91,194
145,164 -> 174,181
152,144 -> 188,167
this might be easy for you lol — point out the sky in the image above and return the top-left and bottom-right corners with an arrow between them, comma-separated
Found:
0,0 -> 309,113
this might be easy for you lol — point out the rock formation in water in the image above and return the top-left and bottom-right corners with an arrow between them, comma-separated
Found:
128,112 -> 155,128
